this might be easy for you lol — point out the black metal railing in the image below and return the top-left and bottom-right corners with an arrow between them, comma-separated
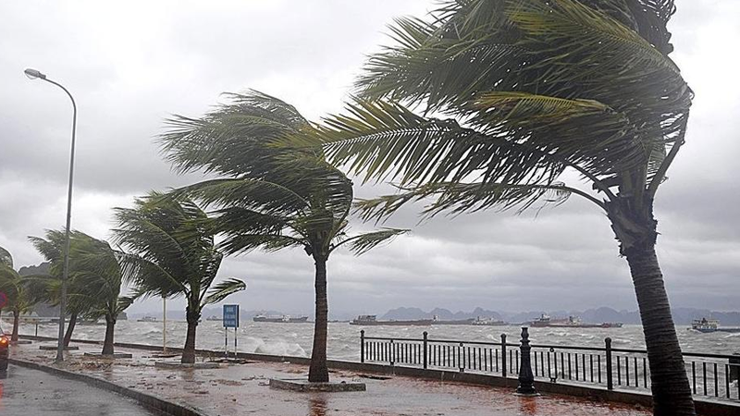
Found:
360,329 -> 740,403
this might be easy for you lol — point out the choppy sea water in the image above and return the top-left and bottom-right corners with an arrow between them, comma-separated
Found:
6,319 -> 740,361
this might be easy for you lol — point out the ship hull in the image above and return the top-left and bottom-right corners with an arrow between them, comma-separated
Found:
253,316 -> 309,323
350,319 -> 433,326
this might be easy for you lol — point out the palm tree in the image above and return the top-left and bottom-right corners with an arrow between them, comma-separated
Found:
114,193 -> 246,364
0,246 -> 38,341
311,1 -> 694,414
66,233 -> 136,355
28,230 -> 100,347
159,91 -> 408,382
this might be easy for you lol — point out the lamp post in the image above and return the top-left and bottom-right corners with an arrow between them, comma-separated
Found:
24,68 -> 77,363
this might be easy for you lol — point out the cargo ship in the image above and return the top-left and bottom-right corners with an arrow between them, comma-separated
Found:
530,314 -> 622,328
430,316 -> 508,326
253,314 -> 309,323
350,315 -> 433,326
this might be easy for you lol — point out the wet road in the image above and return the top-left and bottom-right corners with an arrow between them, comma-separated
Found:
0,365 -> 165,416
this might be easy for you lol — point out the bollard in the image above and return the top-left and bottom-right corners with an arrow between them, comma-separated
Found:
605,338 -> 614,390
516,327 -> 537,395
360,330 -> 365,363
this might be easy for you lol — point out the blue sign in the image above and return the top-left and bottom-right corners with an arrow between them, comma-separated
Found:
223,304 -> 239,328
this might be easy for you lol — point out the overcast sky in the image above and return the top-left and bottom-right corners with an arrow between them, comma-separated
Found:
1,1 -> 738,316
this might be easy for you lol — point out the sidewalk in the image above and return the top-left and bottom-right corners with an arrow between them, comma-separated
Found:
10,339 -> 652,416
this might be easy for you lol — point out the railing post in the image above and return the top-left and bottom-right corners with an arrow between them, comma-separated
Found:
605,337 -> 613,390
516,327 -> 537,395
730,353 -> 740,383
459,342 -> 465,373
360,330 -> 365,363
501,333 -> 508,378
390,339 -> 394,366
423,331 -> 428,369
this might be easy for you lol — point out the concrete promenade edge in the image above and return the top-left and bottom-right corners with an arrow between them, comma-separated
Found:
19,335 -> 740,416
8,357 -> 205,416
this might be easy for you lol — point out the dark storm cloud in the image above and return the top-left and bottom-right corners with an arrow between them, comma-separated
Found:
0,1 -> 738,315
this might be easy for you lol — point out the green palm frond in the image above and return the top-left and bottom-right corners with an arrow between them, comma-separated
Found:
160,90 -> 311,177
332,228 -> 410,256
319,98 -> 575,188
117,247 -> 188,299
18,274 -> 56,306
204,278 -> 247,305
355,181 -> 587,222
506,0 -> 679,75
116,295 -> 138,315
171,177 -> 310,216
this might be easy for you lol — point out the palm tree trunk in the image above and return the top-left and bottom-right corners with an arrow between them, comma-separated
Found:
63,312 -> 77,348
626,244 -> 696,416
308,256 -> 329,382
181,305 -> 199,364
102,314 -> 116,355
11,310 -> 20,342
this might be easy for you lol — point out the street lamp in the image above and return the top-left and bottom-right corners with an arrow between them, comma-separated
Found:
24,68 -> 77,363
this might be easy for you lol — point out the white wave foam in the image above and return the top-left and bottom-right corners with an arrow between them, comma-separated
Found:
246,336 -> 307,357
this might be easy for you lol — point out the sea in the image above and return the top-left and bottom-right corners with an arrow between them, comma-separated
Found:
6,319 -> 740,360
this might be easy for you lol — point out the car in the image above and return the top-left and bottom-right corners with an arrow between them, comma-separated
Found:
0,328 -> 9,371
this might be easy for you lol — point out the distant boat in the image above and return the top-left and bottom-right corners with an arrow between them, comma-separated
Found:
350,315 -> 433,326
253,314 -> 309,323
206,315 -> 222,322
430,316 -> 508,326
471,316 -> 508,326
137,316 -> 158,323
530,314 -> 621,328
691,318 -> 740,333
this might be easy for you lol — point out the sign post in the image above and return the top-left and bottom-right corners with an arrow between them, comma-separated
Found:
223,304 -> 240,359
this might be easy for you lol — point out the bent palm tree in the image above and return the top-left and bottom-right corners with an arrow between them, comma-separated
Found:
29,230 -> 102,347
67,234 -> 136,355
159,91 -> 408,382
311,1 -> 694,414
0,246 -> 38,341
114,193 -> 246,364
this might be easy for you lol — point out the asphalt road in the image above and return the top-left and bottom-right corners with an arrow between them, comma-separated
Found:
0,365 -> 166,416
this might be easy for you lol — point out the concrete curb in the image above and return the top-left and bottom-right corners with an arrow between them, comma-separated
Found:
8,357 -> 205,416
